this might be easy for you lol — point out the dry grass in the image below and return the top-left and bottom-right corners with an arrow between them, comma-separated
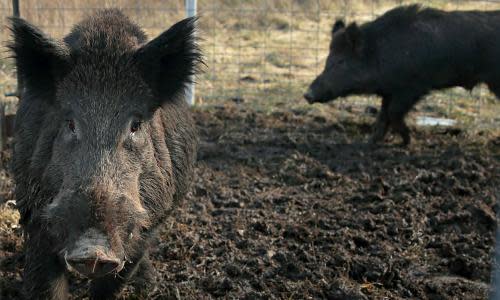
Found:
0,203 -> 19,233
0,0 -> 498,129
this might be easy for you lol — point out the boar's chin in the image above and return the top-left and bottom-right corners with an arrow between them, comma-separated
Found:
328,88 -> 356,102
311,93 -> 340,104
304,88 -> 335,104
305,87 -> 355,103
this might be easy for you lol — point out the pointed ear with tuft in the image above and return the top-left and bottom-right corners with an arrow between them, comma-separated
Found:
9,17 -> 70,101
133,17 -> 203,107
344,22 -> 363,54
332,20 -> 345,34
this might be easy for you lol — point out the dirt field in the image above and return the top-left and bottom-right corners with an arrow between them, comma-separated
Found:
0,104 -> 498,299
0,0 -> 499,299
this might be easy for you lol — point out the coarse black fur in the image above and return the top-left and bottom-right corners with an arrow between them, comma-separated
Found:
305,5 -> 500,145
9,9 -> 202,299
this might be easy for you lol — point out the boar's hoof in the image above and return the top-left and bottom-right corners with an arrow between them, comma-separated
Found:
368,134 -> 383,145
400,135 -> 411,147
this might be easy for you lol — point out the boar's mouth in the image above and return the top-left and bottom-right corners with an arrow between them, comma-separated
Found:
304,88 -> 343,104
304,88 -> 331,104
64,253 -> 125,278
63,229 -> 125,278
310,87 -> 358,104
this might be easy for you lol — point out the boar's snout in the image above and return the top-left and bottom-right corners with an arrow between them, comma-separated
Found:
304,75 -> 333,103
66,256 -> 123,278
64,229 -> 124,278
304,88 -> 316,103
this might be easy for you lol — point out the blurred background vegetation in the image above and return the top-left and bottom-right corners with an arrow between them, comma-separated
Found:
0,0 -> 498,131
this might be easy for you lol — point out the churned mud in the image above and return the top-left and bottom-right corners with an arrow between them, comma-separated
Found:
1,106 -> 499,299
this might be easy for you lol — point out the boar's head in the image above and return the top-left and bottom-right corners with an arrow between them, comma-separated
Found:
304,20 -> 377,103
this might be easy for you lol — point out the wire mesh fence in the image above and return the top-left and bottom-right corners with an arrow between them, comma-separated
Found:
0,0 -> 499,131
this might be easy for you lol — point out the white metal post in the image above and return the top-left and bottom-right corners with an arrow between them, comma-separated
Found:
185,0 -> 197,106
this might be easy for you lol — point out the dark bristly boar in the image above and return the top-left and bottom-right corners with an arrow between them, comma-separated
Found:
304,5 -> 500,145
9,9 -> 202,300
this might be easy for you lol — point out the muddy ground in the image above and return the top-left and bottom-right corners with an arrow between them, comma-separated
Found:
0,106 -> 499,299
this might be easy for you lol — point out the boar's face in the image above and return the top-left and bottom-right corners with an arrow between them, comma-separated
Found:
304,21 -> 375,103
10,13 -> 201,278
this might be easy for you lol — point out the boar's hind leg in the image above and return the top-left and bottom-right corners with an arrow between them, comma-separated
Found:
369,97 -> 391,144
23,238 -> 68,300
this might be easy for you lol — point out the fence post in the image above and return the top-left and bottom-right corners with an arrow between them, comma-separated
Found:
12,0 -> 19,17
0,103 -> 4,152
0,0 -> 21,153
185,0 -> 197,106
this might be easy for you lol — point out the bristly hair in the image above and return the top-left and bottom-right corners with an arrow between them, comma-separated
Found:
8,13 -> 205,106
64,8 -> 148,55
171,16 -> 206,102
133,16 -> 205,105
8,17 -> 71,100
369,4 -> 438,30
173,17 -> 206,88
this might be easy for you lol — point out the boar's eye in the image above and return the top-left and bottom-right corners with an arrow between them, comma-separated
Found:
130,120 -> 142,133
67,119 -> 76,133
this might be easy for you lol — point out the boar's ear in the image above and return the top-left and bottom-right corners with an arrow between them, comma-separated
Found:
9,17 -> 70,100
344,22 -> 363,54
332,20 -> 345,34
134,17 -> 203,106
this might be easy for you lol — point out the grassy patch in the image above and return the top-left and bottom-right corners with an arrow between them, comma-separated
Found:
0,204 -> 19,233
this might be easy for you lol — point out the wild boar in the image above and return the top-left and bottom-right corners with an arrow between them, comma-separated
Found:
304,5 -> 500,145
9,9 -> 202,299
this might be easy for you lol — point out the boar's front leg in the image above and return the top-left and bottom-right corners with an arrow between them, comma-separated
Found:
130,255 -> 156,293
390,118 -> 411,146
369,96 -> 391,144
386,92 -> 422,146
23,233 -> 68,300
90,253 -> 154,299
89,273 -> 126,300
371,92 -> 420,146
